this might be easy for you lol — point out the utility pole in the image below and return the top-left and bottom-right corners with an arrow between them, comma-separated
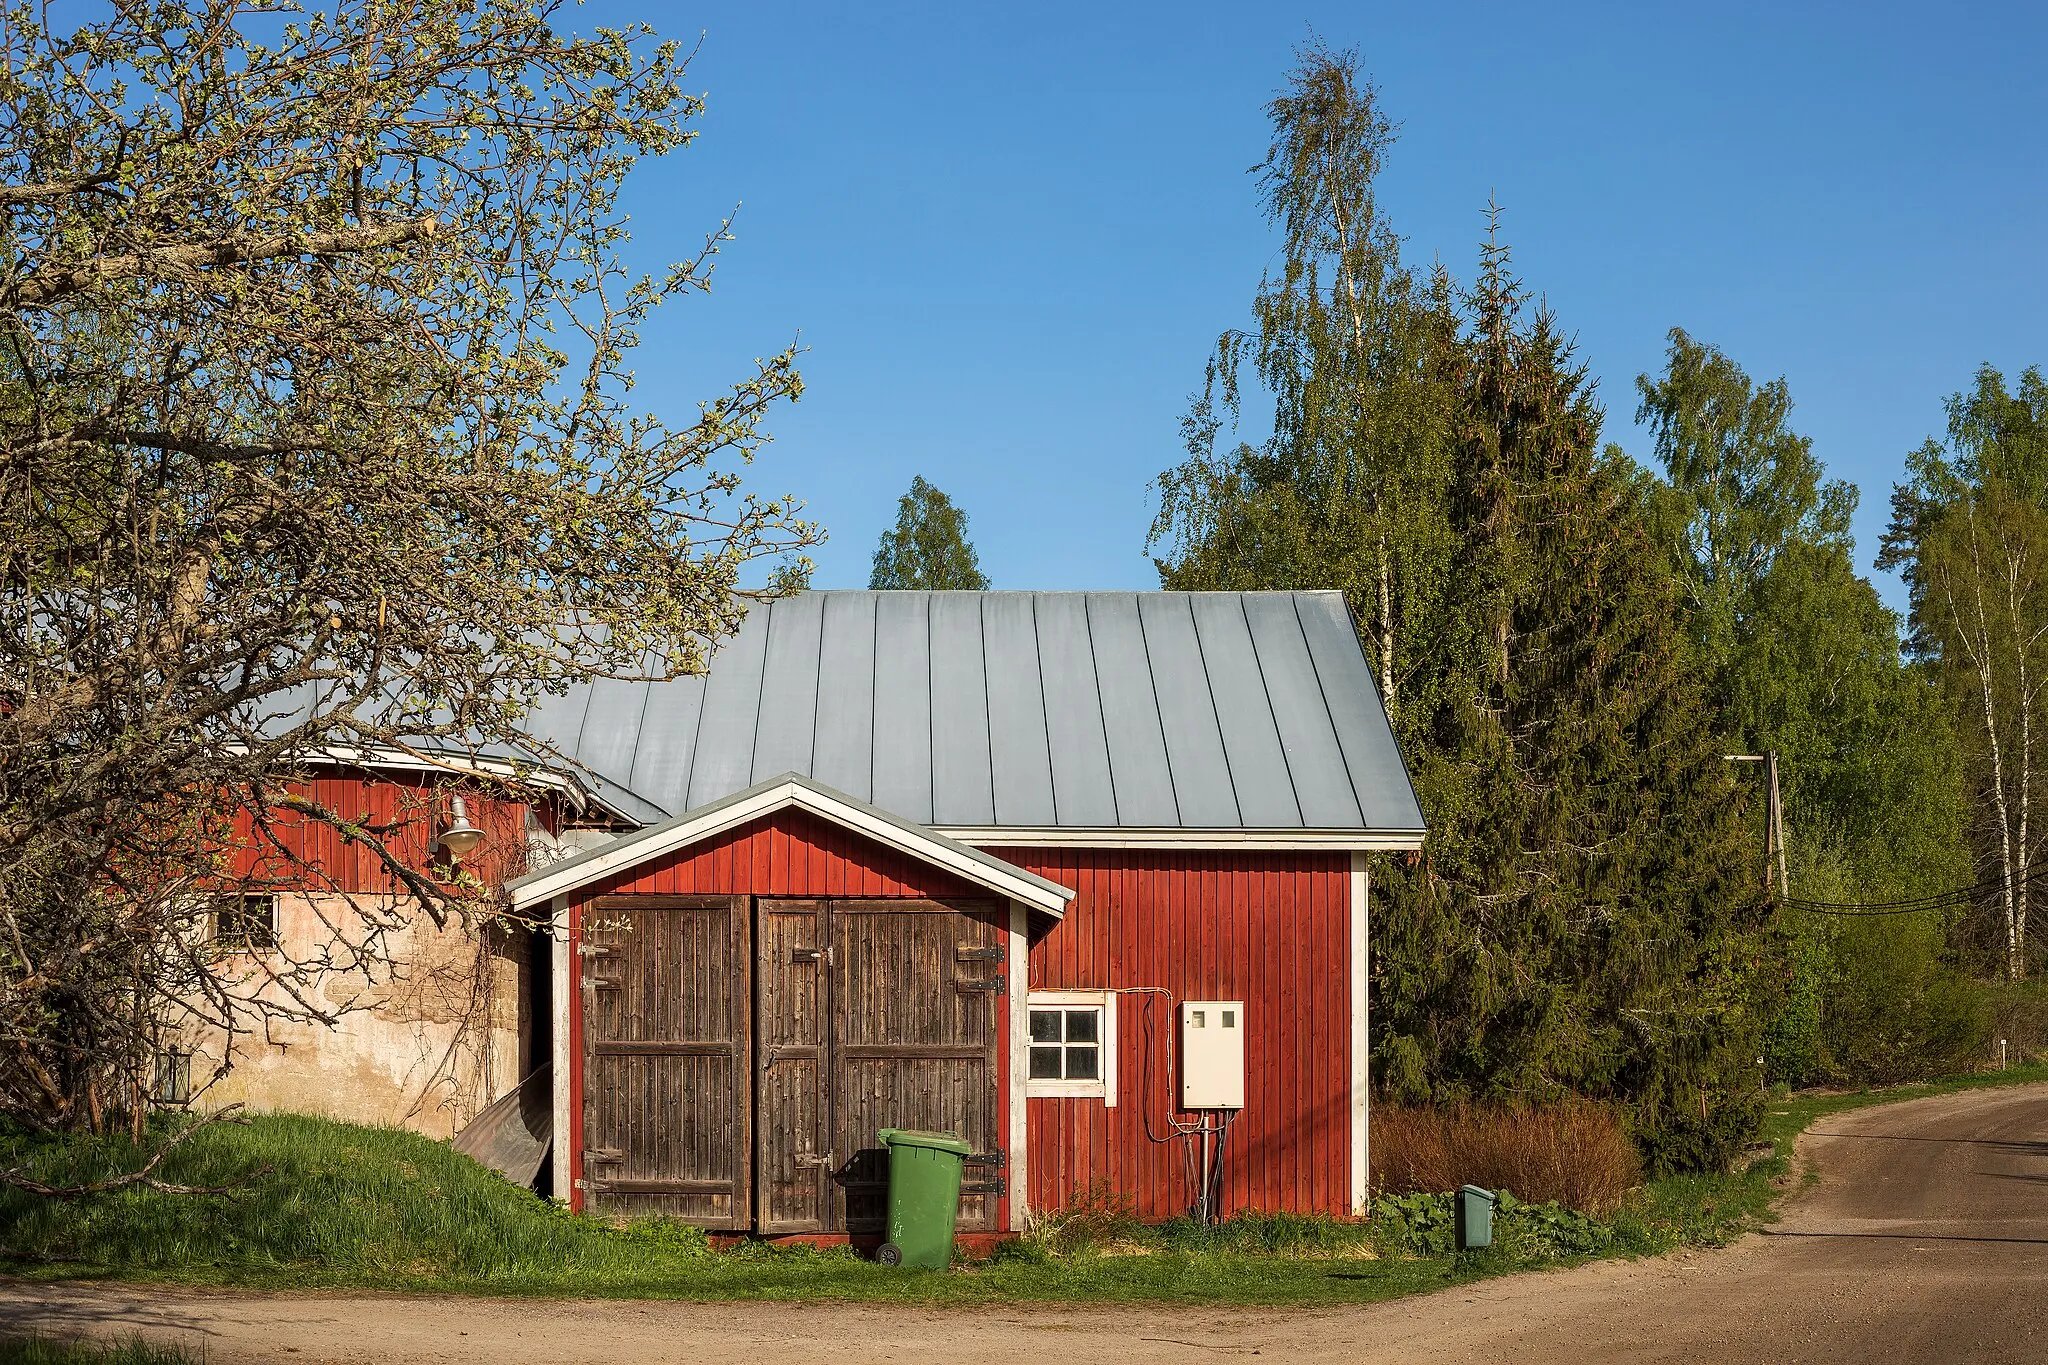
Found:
1724,752 -> 1788,899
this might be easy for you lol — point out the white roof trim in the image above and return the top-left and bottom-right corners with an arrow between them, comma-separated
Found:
505,774 -> 1076,915
285,744 -> 619,818
935,826 -> 1427,852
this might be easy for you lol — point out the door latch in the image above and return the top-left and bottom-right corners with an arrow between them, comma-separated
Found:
795,1151 -> 834,1169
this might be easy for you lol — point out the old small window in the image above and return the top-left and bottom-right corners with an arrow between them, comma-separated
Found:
1026,990 -> 1116,1104
212,893 -> 277,950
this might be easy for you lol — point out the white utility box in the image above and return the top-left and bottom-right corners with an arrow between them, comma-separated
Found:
1179,1000 -> 1245,1109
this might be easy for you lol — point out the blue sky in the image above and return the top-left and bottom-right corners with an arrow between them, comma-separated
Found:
593,2 -> 2045,605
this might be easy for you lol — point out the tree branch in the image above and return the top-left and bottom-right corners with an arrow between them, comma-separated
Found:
11,216 -> 439,309
0,172 -> 120,205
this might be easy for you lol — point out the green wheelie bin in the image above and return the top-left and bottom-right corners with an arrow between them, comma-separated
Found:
874,1128 -> 974,1268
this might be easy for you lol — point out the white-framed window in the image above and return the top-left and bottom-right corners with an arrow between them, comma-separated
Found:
1027,990 -> 1117,1105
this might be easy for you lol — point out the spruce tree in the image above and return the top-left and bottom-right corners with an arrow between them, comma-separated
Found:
869,476 -> 992,590
1372,230 -> 1775,1171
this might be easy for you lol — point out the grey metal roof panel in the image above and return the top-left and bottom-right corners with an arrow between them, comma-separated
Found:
750,595 -> 824,784
520,684 -> 593,769
572,675 -> 652,801
1035,592 -> 1119,826
810,592 -> 878,801
1241,594 -> 1365,828
869,591 -> 934,823
621,662 -> 703,815
684,609 -> 769,811
1134,594 -> 1242,827
1294,591 -> 1425,831
531,590 -> 1420,835
1189,594 -> 1302,826
981,593 -> 1057,825
1084,593 -> 1180,826
928,592 -> 996,825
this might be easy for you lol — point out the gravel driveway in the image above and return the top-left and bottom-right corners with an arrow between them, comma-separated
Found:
6,1082 -> 2046,1364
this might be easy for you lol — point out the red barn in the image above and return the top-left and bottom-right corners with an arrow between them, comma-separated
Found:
502,590 -> 1423,1234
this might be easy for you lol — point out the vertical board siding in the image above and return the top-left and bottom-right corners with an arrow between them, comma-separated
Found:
225,773 -> 535,894
992,846 -> 1353,1223
584,807 -> 984,901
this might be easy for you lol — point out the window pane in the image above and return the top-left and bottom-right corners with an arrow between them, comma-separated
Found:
1029,1046 -> 1064,1079
1064,1009 -> 1098,1044
1065,1046 -> 1099,1080
1030,1010 -> 1062,1044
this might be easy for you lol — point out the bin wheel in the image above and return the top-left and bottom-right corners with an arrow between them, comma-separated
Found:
877,1243 -> 903,1267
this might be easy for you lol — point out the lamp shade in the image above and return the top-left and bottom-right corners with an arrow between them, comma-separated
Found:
438,795 -> 486,861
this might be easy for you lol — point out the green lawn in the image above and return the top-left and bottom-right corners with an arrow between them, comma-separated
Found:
2,1065 -> 2043,1306
0,1339 -> 199,1365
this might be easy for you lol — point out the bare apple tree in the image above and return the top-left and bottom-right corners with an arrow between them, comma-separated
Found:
0,0 -> 817,1154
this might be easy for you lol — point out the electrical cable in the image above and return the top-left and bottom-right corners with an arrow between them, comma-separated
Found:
1782,860 -> 2048,916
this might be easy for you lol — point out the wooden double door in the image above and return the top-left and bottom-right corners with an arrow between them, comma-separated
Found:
580,895 -> 1006,1233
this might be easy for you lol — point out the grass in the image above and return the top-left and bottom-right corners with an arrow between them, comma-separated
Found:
0,1339 -> 200,1365
2,1063 -> 2044,1306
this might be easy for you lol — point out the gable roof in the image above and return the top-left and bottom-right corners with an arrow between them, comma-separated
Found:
504,773 -> 1077,914
524,591 -> 1424,846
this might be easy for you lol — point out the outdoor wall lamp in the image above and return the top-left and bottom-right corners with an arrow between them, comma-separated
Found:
437,795 -> 486,862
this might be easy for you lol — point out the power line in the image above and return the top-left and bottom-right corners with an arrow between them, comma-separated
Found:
1782,861 -> 2048,917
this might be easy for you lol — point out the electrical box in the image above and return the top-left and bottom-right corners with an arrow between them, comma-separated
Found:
1179,1000 -> 1245,1109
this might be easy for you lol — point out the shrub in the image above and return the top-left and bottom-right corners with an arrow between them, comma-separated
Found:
1370,1100 -> 1639,1214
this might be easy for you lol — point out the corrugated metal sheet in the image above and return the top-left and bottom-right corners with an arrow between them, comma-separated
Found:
534,592 -> 1423,834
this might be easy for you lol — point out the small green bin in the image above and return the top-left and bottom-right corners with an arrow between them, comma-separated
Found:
875,1128 -> 974,1268
1455,1184 -> 1496,1251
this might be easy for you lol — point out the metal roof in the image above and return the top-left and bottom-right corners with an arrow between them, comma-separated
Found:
522,591 -> 1424,838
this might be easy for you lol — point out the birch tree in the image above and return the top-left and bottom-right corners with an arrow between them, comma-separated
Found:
1883,365 -> 2048,980
1149,40 -> 1457,727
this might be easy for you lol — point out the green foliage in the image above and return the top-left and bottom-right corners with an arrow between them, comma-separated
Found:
1153,48 -> 1771,1172
1632,328 -> 1856,681
1880,365 -> 2048,981
869,476 -> 991,590
1150,41 -> 1459,727
1625,335 -> 1977,1085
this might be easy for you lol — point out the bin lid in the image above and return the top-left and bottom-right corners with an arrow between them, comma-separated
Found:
1458,1184 -> 1497,1201
877,1128 -> 974,1155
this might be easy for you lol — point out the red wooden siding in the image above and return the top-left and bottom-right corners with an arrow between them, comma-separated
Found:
224,772 -> 534,894
992,847 -> 1353,1223
581,807 -> 986,900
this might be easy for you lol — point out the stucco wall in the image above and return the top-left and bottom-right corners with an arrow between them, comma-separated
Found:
187,893 -> 525,1137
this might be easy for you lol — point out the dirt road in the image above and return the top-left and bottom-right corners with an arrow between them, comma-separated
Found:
6,1083 -> 2047,1363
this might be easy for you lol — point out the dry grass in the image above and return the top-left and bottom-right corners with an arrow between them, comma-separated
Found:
1371,1100 -> 1640,1214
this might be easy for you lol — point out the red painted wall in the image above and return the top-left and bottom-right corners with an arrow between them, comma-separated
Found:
580,807 -> 987,900
224,771 -> 534,894
560,817 -> 1355,1226
990,848 -> 1354,1223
